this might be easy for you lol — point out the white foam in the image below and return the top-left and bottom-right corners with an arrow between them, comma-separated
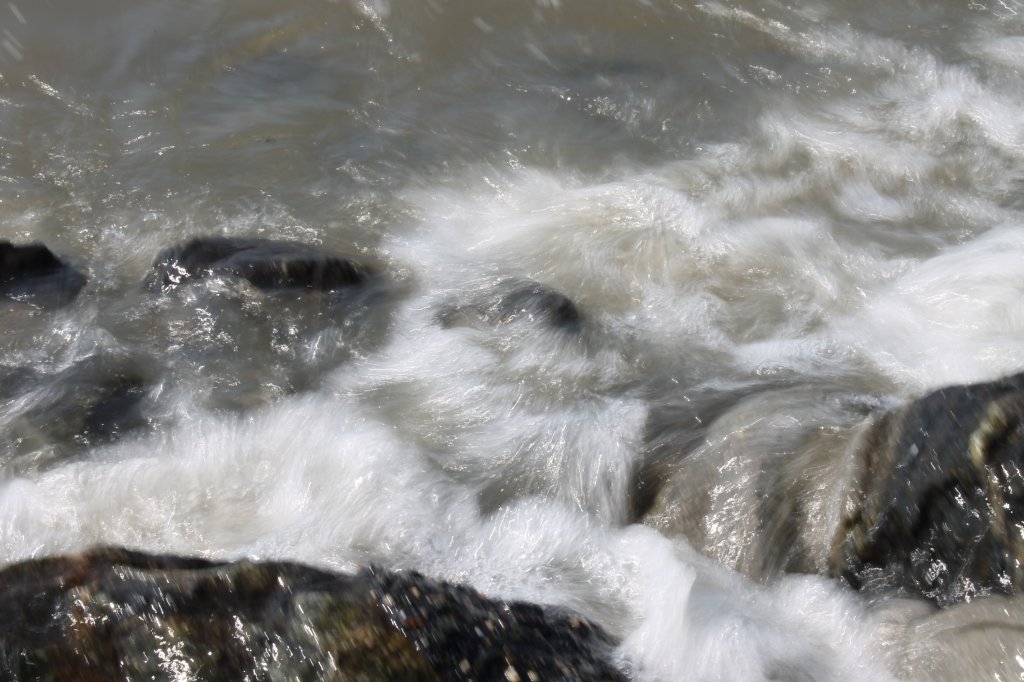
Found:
835,223 -> 1024,390
0,397 -> 900,681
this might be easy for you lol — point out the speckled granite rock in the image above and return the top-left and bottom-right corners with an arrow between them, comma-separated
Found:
0,547 -> 627,681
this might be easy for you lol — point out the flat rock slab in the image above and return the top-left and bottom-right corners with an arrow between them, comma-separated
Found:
0,547 -> 626,681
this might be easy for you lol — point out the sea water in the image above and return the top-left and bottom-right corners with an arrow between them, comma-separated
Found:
2,0 -> 1024,679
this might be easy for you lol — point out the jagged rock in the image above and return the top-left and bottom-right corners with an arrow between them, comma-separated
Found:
438,279 -> 582,333
147,237 -> 371,293
0,547 -> 627,682
0,241 -> 86,306
832,372 -> 1024,605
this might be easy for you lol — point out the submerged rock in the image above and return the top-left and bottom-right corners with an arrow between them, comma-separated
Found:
0,547 -> 627,681
147,237 -> 371,293
832,372 -> 1024,605
0,241 -> 86,306
437,279 -> 583,334
642,385 -> 876,580
0,354 -> 154,471
140,236 -> 393,411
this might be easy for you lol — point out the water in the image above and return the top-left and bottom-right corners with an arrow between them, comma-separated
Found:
2,0 -> 1024,679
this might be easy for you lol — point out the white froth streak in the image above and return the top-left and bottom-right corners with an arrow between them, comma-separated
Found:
390,55 -> 1024,386
327,294 -> 648,524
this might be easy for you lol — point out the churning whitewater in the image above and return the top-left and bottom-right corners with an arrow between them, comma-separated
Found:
1,0 -> 1024,679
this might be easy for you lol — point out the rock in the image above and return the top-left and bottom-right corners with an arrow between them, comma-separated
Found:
0,547 -> 627,681
147,237 -> 371,293
438,279 -> 583,334
0,354 -> 153,471
878,593 -> 1024,681
0,241 -> 86,306
642,385 -> 877,580
832,372 -> 1024,605
140,238 -> 392,412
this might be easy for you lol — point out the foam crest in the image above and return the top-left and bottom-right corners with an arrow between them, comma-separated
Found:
0,399 -> 475,570
329,298 -> 648,523
835,223 -> 1024,390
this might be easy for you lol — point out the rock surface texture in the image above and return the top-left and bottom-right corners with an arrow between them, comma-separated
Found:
0,547 -> 626,681
833,372 -> 1024,605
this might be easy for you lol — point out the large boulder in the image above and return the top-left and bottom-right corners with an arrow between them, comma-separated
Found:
832,372 -> 1024,605
642,372 -> 1024,606
147,237 -> 372,293
0,241 -> 86,306
0,547 -> 626,681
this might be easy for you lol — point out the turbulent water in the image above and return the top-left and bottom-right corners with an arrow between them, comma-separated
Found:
2,0 -> 1024,679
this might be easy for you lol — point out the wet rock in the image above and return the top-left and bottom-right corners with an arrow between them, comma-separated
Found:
876,593 -> 1024,681
632,383 -> 759,522
147,236 -> 371,293
0,241 -> 86,306
833,372 -> 1024,605
0,354 -> 154,471
0,547 -> 627,682
643,385 -> 878,580
438,279 -> 582,334
140,236 -> 393,411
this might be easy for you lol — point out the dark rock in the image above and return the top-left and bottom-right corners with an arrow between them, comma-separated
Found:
0,241 -> 86,306
371,568 -> 625,682
1,355 -> 154,470
147,237 -> 371,293
140,238 -> 394,413
0,547 -> 627,682
438,279 -> 583,334
832,372 -> 1024,605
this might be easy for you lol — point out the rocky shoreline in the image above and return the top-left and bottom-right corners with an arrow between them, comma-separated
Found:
0,546 -> 626,681
3,237 -> 1024,677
